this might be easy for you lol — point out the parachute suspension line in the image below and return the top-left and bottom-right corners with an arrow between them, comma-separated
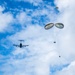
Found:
53,23 -> 64,43
52,26 -> 57,43
52,26 -> 62,57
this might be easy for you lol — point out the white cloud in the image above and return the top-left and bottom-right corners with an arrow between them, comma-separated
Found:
15,4 -> 57,27
1,0 -> 75,75
25,0 -> 43,6
16,11 -> 32,25
55,61 -> 75,75
52,0 -> 75,74
9,0 -> 75,74
0,6 -> 5,12
54,0 -> 69,11
54,0 -> 75,61
0,6 -> 14,32
6,24 -> 68,75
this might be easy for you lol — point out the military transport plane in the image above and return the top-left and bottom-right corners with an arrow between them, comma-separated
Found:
13,40 -> 29,48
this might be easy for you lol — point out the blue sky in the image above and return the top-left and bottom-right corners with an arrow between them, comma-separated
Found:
0,0 -> 75,75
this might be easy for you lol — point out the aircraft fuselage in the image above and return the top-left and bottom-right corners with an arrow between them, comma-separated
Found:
20,43 -> 22,48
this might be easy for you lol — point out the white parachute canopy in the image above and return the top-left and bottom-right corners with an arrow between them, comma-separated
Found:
55,23 -> 64,29
44,23 -> 54,30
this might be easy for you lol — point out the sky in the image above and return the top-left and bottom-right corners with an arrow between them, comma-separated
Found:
0,0 -> 75,75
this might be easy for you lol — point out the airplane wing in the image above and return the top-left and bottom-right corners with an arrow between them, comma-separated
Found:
18,40 -> 24,42
22,45 -> 29,47
13,44 -> 20,47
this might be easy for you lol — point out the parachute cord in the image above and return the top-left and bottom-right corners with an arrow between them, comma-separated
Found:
53,27 -> 61,56
53,27 -> 57,43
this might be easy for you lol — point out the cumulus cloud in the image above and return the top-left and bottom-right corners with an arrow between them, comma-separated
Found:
0,6 -> 5,12
16,11 -> 32,25
1,0 -> 75,75
53,0 -> 75,74
54,61 -> 75,75
54,0 -> 75,61
15,3 -> 57,27
6,25 -> 67,75
0,6 -> 14,32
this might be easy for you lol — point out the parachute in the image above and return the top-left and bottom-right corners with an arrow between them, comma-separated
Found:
44,23 -> 54,30
44,23 -> 64,30
55,23 -> 64,29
